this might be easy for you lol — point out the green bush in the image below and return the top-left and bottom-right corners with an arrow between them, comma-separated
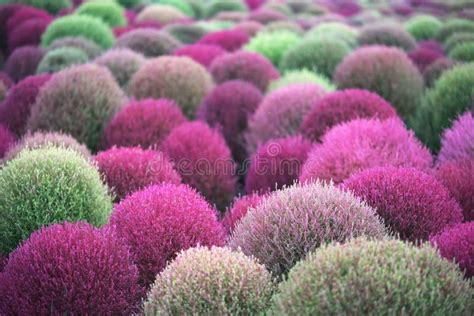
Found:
42,15 -> 115,49
116,0 -> 140,8
306,22 -> 358,48
75,1 -> 126,28
47,36 -> 103,59
153,0 -> 194,16
449,42 -> 474,62
36,47 -> 89,74
436,18 -> 474,43
0,147 -> 113,254
268,69 -> 335,92
14,0 -> 71,14
405,15 -> 442,41
444,32 -> 474,53
205,0 -> 247,18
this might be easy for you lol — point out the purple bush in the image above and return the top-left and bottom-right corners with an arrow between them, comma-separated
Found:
0,74 -> 51,136
173,44 -> 226,67
109,183 -> 226,287
438,112 -> 474,163
222,193 -> 263,235
247,8 -> 287,24
435,158 -> 474,221
209,51 -> 279,91
7,18 -> 51,53
198,80 -> 263,162
0,124 -> 15,159
430,222 -> 474,278
3,46 -> 44,82
102,98 -> 187,150
114,29 -> 181,58
235,21 -> 263,36
245,84 -> 326,154
162,121 -> 237,210
408,44 -> 444,73
198,29 -> 250,51
5,6 -> 51,35
245,136 -> 312,194
0,222 -> 142,314
343,167 -> 463,242
358,23 -> 417,51
300,118 -> 433,184
300,89 -> 398,141
0,4 -> 22,53
95,147 -> 181,201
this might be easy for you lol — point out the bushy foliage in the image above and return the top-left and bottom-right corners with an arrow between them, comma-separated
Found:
163,24 -> 207,44
42,15 -> 115,49
300,118 -> 433,184
222,193 -> 262,235
272,238 -> 473,315
267,69 -> 335,92
114,29 -> 181,58
405,15 -> 442,40
198,29 -> 249,51
358,23 -> 417,51
438,112 -> 474,163
0,147 -> 113,254
235,20 -> 263,36
75,0 -> 126,28
247,8 -> 286,24
408,44 -> 444,73
300,89 -> 397,141
198,80 -> 262,162
36,47 -> 89,74
261,20 -> 304,35
444,32 -> 474,53
0,125 -> 15,159
0,74 -> 50,136
334,45 -> 423,119
436,18 -> 474,43
449,41 -> 474,62
0,222 -> 142,314
109,183 -> 226,286
47,36 -> 103,59
3,46 -> 44,82
7,16 -> 51,53
27,64 -> 125,152
136,4 -> 187,25
306,22 -> 358,48
144,246 -> 274,315
94,48 -> 145,88
422,57 -> 457,88
245,30 -> 301,66
205,0 -> 247,18
245,84 -> 326,154
228,182 -> 386,277
158,0 -> 194,16
5,6 -> 50,36
431,222 -> 474,278
14,0 -> 71,14
102,98 -> 186,149
174,44 -> 225,67
162,122 -> 237,210
209,51 -> 279,91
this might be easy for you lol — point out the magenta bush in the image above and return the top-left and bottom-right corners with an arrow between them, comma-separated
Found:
245,136 -> 312,194
173,44 -> 226,67
3,46 -> 44,82
343,167 -> 463,242
162,121 -> 237,210
5,6 -> 51,35
198,80 -> 263,162
222,193 -> 263,235
0,125 -> 15,159
300,118 -> 433,184
430,222 -> 474,278
7,18 -> 51,53
0,74 -> 51,136
198,29 -> 250,51
95,147 -> 181,201
438,112 -> 474,163
245,84 -> 326,154
408,45 -> 444,73
209,51 -> 279,91
102,98 -> 187,150
109,183 -> 226,287
0,4 -> 22,53
435,158 -> 474,221
300,89 -> 398,141
0,222 -> 142,315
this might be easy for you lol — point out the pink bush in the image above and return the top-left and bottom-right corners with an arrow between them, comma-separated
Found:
0,125 -> 15,159
3,46 -> 44,82
235,21 -> 263,36
198,29 -> 249,52
5,6 -> 51,35
7,18 -> 51,53
438,112 -> 474,163
221,193 -> 263,235
174,44 -> 226,67
408,44 -> 444,73
247,8 -> 287,24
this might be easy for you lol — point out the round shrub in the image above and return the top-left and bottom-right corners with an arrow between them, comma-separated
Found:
300,118 -> 433,184
245,30 -> 301,67
0,147 -> 113,254
228,182 -> 386,277
3,131 -> 90,162
174,43 -> 226,67
280,37 -> 351,79
95,147 -> 180,201
444,32 -> 474,53
0,125 -> 15,159
158,0 -> 194,16
235,20 -> 263,36
408,44 -> 444,73
42,15 -> 115,49
47,36 -> 103,59
36,47 -> 88,74
6,7 -> 49,34
102,98 -> 186,149
300,89 -> 398,141
130,56 -> 213,118
163,24 -> 207,44
206,0 -> 247,18
198,80 -> 262,162
261,20 -> 304,35
245,136 -> 312,194
343,167 -> 463,242
449,41 -> 474,61
0,74 -> 50,136
27,64 -> 125,152
438,112 -> 474,163
214,11 -> 246,23
306,22 -> 358,48
75,0 -> 126,28
222,193 -> 262,235
423,57 -> 457,88
431,222 -> 474,278
162,122 -> 237,210
14,0 -> 71,14
144,246 -> 274,315
109,183 -> 226,286
247,8 -> 286,24
7,17 -> 51,53
272,238 -> 473,315
436,18 -> 474,43
334,45 -> 424,119
405,15 -> 442,41
3,46 -> 44,82
136,4 -> 186,25
413,64 -> 474,151
245,84 -> 326,154
198,29 -> 249,51
94,48 -> 145,88
435,158 -> 474,221
0,222 -> 142,315
114,29 -> 181,58
268,69 -> 335,92
358,23 -> 417,51
209,51 -> 279,91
